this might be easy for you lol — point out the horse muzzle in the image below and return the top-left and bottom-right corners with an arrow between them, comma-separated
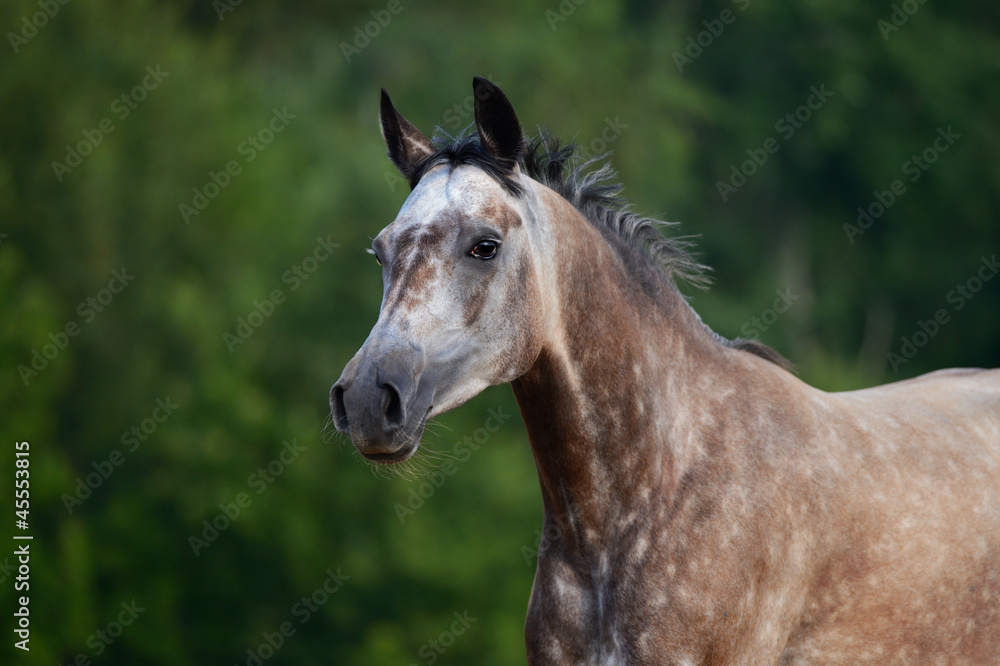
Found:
331,340 -> 429,463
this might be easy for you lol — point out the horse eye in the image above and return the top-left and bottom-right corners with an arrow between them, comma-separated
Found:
470,240 -> 499,260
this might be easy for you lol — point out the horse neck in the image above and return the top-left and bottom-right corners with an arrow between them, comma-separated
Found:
512,188 -> 735,558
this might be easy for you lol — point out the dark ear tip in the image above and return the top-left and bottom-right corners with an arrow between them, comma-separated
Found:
379,89 -> 397,135
473,76 -> 498,93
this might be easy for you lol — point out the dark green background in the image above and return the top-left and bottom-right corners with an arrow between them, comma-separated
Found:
1,0 -> 998,663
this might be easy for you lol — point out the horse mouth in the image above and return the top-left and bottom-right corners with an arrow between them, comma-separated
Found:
359,439 -> 418,464
356,407 -> 430,464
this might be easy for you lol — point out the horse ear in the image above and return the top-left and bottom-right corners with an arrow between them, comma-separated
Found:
380,89 -> 436,178
473,77 -> 525,165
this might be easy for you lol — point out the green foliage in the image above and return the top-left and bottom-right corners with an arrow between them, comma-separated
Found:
0,0 -> 996,663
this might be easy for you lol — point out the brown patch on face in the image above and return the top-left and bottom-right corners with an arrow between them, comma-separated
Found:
382,222 -> 450,318
479,200 -> 522,233
392,224 -> 420,256
462,277 -> 488,327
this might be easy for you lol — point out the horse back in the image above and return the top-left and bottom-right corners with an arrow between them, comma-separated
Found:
780,367 -> 1000,663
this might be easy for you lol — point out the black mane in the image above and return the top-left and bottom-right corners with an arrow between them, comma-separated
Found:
407,129 -> 792,370
408,133 -> 524,196
521,135 -> 711,291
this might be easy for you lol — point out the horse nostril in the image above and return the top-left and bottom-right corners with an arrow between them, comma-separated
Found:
382,382 -> 404,429
332,385 -> 350,433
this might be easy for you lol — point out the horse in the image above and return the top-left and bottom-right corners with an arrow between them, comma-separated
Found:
331,77 -> 1000,664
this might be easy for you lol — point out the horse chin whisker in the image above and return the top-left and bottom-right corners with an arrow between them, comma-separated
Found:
420,422 -> 448,438
425,418 -> 453,433
415,446 -> 460,462
347,438 -> 429,481
320,415 -> 350,447
374,441 -> 455,481
362,455 -> 388,480
324,428 -> 354,453
401,446 -> 435,480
